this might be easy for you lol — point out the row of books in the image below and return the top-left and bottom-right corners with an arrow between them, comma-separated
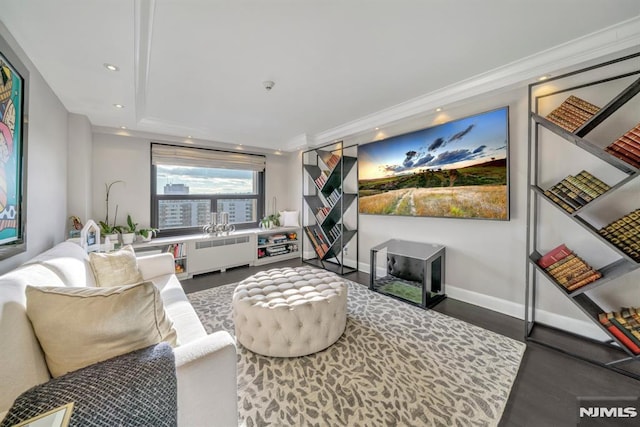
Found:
537,244 -> 602,292
324,188 -> 341,206
267,234 -> 289,244
545,95 -> 600,133
257,244 -> 298,259
315,206 -> 331,223
314,170 -> 330,189
323,154 -> 340,170
327,223 -> 342,242
543,170 -> 610,213
605,122 -> 640,169
304,226 -> 330,258
598,307 -> 640,355
597,208 -> 640,262
166,243 -> 186,259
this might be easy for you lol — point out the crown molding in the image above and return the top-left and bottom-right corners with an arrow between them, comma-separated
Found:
134,0 -> 155,122
313,15 -> 640,146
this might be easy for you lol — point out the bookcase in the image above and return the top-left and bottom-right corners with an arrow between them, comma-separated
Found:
255,226 -> 301,266
526,52 -> 640,379
302,141 -> 358,275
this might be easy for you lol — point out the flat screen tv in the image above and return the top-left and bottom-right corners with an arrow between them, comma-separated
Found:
358,106 -> 509,220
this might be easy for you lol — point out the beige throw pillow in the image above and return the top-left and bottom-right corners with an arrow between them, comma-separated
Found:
89,245 -> 143,287
26,282 -> 178,378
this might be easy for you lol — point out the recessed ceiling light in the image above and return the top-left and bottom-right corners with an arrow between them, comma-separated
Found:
375,127 -> 379,130
187,135 -> 192,139
538,75 -> 550,81
104,63 -> 119,72
435,107 -> 443,112
113,104 -> 124,109
120,126 -> 127,129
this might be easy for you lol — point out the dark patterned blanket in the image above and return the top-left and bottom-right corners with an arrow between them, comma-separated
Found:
1,343 -> 176,427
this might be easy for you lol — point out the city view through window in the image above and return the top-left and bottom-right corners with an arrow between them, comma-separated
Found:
156,165 -> 258,229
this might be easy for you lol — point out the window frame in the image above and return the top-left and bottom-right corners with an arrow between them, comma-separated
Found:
150,143 -> 265,237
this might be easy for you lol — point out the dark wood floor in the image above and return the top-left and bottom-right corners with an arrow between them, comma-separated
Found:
182,259 -> 640,427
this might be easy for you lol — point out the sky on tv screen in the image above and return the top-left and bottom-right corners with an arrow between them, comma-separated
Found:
359,107 -> 508,180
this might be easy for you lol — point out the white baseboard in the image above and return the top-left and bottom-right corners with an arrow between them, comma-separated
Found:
358,261 -> 608,342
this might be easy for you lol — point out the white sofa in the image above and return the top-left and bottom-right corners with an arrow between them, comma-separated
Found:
0,241 -> 237,426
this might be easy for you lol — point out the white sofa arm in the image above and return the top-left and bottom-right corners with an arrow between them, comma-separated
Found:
137,253 -> 175,280
174,331 -> 238,427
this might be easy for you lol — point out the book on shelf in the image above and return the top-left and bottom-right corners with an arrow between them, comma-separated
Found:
598,209 -> 640,262
537,244 -> 572,268
324,154 -> 340,170
604,122 -> 640,168
543,171 -> 610,213
599,314 -> 640,355
544,95 -> 600,133
599,308 -> 640,354
538,244 -> 601,292
304,226 -> 326,258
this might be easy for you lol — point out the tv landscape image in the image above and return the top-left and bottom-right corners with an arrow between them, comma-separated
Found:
358,107 -> 509,220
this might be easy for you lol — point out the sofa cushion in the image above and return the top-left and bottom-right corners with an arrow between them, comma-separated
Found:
26,282 -> 178,378
88,245 -> 142,287
149,273 -> 207,345
23,241 -> 96,287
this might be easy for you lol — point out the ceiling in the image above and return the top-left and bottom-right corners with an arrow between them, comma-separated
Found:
2,0 -> 640,151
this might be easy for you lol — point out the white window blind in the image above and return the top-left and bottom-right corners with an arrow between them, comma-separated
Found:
151,144 -> 265,171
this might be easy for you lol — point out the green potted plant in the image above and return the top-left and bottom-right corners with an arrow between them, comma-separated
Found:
260,212 -> 280,229
121,214 -> 138,245
99,220 -> 121,245
138,227 -> 159,242
100,180 -> 124,244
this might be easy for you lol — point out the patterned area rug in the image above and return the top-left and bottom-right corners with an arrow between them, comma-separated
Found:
188,281 -> 525,427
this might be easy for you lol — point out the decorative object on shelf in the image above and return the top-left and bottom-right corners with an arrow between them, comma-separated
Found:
279,210 -> 299,227
526,51 -> 640,380
68,215 -> 83,238
120,214 -> 138,245
0,36 -> 28,260
358,107 -> 510,220
302,141 -> 358,275
80,219 -> 100,253
203,211 -> 235,235
138,227 -> 158,242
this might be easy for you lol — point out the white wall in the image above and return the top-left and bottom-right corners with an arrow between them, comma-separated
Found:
91,133 -> 295,228
67,113 -> 92,228
0,22 -> 68,274
349,87 -> 529,314
294,73 -> 640,340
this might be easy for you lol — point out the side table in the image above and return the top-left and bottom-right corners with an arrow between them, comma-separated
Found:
370,239 -> 446,308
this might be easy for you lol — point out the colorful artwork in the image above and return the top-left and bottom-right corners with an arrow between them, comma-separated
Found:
358,107 -> 509,220
0,51 -> 23,244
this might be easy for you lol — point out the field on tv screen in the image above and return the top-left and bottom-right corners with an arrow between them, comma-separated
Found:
358,107 -> 509,220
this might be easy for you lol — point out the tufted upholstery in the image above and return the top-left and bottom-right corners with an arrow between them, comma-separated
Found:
232,267 -> 348,357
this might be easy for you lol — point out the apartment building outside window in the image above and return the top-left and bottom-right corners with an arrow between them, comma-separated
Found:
151,143 -> 265,235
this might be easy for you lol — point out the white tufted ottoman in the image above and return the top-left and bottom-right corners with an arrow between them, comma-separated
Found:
232,266 -> 348,357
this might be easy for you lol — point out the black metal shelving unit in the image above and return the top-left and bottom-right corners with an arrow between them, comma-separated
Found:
301,142 -> 358,275
525,52 -> 640,380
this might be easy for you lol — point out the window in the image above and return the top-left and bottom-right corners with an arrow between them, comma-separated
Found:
151,143 -> 265,235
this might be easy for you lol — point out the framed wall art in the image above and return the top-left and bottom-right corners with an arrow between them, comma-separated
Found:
358,106 -> 509,220
0,33 -> 28,259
